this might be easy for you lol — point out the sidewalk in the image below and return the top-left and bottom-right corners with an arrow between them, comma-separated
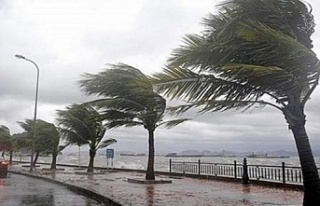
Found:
8,163 -> 303,206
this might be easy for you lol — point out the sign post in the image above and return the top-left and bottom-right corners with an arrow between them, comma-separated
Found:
106,149 -> 114,168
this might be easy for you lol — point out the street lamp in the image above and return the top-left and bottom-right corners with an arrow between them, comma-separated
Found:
15,54 -> 39,172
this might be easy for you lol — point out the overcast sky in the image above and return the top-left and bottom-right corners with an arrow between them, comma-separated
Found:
1,0 -> 320,154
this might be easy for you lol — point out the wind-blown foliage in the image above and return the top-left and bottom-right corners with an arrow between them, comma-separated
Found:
36,122 -> 67,169
18,119 -> 47,165
79,63 -> 189,180
152,0 -> 320,204
17,119 -> 66,168
0,125 -> 11,149
57,104 -> 117,172
0,125 -> 13,162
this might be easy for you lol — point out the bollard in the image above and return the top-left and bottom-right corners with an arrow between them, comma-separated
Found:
0,161 -> 8,178
242,158 -> 249,184
234,160 -> 237,179
282,162 -> 286,184
183,162 -> 185,174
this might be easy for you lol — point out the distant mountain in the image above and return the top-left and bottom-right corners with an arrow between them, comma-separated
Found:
180,150 -> 202,155
268,150 -> 298,157
171,149 -> 301,157
176,150 -> 237,157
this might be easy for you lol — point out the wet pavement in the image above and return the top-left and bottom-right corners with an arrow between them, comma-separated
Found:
0,173 -> 103,206
8,164 -> 303,206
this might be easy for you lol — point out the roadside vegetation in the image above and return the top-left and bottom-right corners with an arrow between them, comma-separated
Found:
57,104 -> 117,173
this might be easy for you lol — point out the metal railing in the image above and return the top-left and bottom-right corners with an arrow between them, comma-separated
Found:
169,158 -> 318,185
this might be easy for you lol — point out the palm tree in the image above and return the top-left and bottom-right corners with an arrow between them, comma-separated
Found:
56,104 -> 117,173
0,125 -> 13,163
18,119 -> 45,166
79,63 -> 189,180
35,122 -> 68,169
152,0 -> 320,204
17,119 -> 66,168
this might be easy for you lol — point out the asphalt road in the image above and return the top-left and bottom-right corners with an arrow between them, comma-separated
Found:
0,173 -> 104,206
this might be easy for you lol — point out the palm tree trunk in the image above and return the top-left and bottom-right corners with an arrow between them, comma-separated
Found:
9,150 -> 13,165
146,128 -> 155,180
51,153 -> 57,169
78,145 -> 81,168
87,149 -> 96,173
33,152 -> 39,167
292,125 -> 320,205
283,101 -> 320,205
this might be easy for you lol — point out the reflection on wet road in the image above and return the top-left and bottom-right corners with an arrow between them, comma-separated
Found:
0,173 -> 103,206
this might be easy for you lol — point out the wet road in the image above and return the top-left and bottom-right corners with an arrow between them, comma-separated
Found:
0,173 -> 103,206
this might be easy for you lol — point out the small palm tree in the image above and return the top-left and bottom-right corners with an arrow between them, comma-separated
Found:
79,63 -> 188,180
0,125 -> 14,163
17,119 -> 45,166
57,104 -> 117,172
17,119 -> 66,168
35,122 -> 68,169
152,0 -> 320,204
12,132 -> 29,158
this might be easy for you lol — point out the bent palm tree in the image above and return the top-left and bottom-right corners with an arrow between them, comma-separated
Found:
57,104 -> 117,172
152,0 -> 320,204
35,122 -> 68,169
79,63 -> 188,180
12,132 -> 28,160
0,125 -> 14,163
17,119 -> 66,167
18,119 -> 45,166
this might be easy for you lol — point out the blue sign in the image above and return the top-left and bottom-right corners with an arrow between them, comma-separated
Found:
106,149 -> 114,158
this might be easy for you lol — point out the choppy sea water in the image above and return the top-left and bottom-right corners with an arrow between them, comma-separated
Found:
11,153 -> 320,171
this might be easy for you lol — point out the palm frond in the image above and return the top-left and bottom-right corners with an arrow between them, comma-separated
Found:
97,138 -> 117,149
58,144 -> 69,153
88,98 -> 146,112
79,63 -> 154,102
153,66 -> 263,103
105,120 -> 143,129
0,125 -> 10,134
156,118 -> 190,129
168,34 -> 209,69
167,99 -> 272,115
96,127 -> 107,144
222,63 -> 297,94
59,128 -> 88,145
56,104 -> 97,139
102,109 -> 136,120
0,125 -> 11,142
17,119 -> 34,133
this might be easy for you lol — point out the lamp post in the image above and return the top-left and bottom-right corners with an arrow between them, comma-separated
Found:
15,54 -> 39,172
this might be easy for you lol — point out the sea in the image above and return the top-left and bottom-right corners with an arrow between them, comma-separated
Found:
9,153 -> 320,171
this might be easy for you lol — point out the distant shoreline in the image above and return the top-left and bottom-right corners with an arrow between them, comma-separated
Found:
165,153 -> 290,158
165,153 -> 236,158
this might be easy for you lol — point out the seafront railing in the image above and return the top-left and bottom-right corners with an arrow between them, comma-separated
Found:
168,158 -> 319,185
